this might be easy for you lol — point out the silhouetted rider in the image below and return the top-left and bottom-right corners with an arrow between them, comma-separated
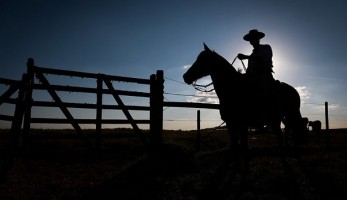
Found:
237,29 -> 275,118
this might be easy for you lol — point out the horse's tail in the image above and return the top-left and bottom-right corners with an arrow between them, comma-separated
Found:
278,81 -> 308,144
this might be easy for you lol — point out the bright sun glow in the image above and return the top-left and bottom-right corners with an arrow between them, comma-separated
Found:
269,38 -> 300,83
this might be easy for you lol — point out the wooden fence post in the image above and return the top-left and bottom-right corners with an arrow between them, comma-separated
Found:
325,101 -> 330,146
96,74 -> 103,149
10,74 -> 28,147
2,73 -> 28,179
150,70 -> 164,151
22,58 -> 35,150
196,110 -> 201,152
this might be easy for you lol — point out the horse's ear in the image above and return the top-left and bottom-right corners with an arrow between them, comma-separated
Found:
203,43 -> 212,52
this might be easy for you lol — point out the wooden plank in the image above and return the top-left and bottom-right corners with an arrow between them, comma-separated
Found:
0,85 -> 18,106
4,98 -> 218,111
23,61 -> 35,150
0,77 -> 21,86
32,84 -> 151,97
96,76 -> 103,148
2,74 -> 28,178
163,101 -> 220,109
34,66 -> 151,84
29,100 -> 150,110
0,114 -> 14,121
149,71 -> 164,149
30,118 -> 150,124
103,77 -> 148,145
34,70 -> 92,149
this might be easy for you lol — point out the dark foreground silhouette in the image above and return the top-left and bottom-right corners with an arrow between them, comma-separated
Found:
183,44 -> 308,171
1,129 -> 346,200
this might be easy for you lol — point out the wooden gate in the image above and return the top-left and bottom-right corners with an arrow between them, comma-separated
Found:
0,58 -> 164,150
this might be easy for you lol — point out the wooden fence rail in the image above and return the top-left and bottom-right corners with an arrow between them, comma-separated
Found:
164,101 -> 219,109
0,58 -> 167,150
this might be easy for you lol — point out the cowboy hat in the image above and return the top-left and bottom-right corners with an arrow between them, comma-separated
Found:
243,29 -> 265,41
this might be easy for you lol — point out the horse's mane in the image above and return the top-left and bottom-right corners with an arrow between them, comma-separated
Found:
211,51 -> 238,74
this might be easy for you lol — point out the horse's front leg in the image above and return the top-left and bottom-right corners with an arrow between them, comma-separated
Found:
240,125 -> 249,173
272,118 -> 284,153
226,122 -> 249,172
225,122 -> 240,166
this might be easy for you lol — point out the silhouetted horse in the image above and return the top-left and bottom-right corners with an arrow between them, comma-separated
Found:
183,44 -> 306,169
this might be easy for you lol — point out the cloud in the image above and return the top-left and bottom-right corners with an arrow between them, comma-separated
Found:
295,86 -> 310,103
187,85 -> 313,106
315,103 -> 339,112
183,65 -> 191,69
186,91 -> 219,104
328,104 -> 339,110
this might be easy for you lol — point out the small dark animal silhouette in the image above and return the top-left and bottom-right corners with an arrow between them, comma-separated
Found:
308,120 -> 322,135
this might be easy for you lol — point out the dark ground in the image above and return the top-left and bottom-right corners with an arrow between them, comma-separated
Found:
0,128 -> 346,200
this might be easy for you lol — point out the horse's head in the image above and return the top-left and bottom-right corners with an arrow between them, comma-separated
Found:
183,43 -> 216,85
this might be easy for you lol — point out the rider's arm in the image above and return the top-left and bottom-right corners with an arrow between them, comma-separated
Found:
238,45 -> 272,62
237,53 -> 262,61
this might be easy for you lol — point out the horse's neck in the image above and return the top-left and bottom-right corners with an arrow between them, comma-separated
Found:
210,56 -> 237,99
211,71 -> 231,98
211,53 -> 236,79
213,52 -> 235,71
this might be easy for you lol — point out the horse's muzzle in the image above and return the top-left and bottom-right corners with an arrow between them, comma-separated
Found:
183,73 -> 193,85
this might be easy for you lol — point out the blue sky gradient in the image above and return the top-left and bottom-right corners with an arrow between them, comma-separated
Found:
1,0 -> 347,130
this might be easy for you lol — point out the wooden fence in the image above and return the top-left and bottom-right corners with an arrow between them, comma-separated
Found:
0,58 -> 220,151
0,58 -> 168,150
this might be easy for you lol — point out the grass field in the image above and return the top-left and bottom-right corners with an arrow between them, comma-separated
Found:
0,128 -> 346,200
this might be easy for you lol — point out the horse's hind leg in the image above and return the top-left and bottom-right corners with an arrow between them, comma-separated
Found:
225,121 -> 250,173
226,122 -> 240,164
240,125 -> 249,173
287,110 -> 308,145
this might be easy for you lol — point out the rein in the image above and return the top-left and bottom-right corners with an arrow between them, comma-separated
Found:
191,56 -> 246,93
192,81 -> 214,92
231,56 -> 247,72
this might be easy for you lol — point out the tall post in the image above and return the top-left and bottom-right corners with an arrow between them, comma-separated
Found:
2,73 -> 28,179
325,102 -> 329,131
149,70 -> 164,151
156,70 -> 164,147
96,74 -> 103,149
150,74 -> 155,149
196,110 -> 201,152
23,58 -> 35,150
325,101 -> 330,146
